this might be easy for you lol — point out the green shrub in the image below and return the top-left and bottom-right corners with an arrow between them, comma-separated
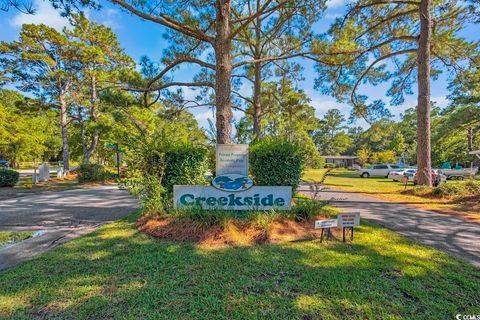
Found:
464,180 -> 480,194
299,134 -> 325,169
77,163 -> 108,183
163,145 -> 210,194
432,183 -> 467,198
250,138 -> 304,191
290,198 -> 329,221
0,169 -> 19,187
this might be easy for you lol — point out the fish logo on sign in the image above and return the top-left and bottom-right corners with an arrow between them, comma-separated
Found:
212,174 -> 254,192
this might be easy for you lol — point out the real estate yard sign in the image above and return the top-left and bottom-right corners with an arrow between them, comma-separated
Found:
337,213 -> 360,228
174,144 -> 292,210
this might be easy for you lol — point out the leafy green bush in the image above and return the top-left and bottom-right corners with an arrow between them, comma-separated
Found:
432,183 -> 467,198
464,180 -> 480,194
125,176 -> 165,215
298,134 -> 325,169
77,163 -> 109,183
250,138 -> 304,191
290,198 -> 330,221
163,145 -> 210,194
0,169 -> 19,187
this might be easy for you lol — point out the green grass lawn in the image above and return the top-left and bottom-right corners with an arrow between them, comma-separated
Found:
0,231 -> 34,247
1,212 -> 479,319
304,169 -> 480,222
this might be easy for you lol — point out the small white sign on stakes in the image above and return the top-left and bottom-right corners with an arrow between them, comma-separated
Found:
337,212 -> 360,228
314,219 -> 338,229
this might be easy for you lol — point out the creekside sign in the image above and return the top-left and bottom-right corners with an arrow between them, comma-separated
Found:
173,144 -> 293,210
173,186 -> 292,210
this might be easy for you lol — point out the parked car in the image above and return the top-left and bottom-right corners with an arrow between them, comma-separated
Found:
413,169 -> 447,186
0,160 -> 9,168
388,168 -> 417,182
357,164 -> 401,178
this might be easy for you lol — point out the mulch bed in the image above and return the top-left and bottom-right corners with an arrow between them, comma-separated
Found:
137,215 -> 338,247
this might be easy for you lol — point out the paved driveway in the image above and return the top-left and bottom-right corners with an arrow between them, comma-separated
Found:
300,183 -> 480,268
0,185 -> 139,270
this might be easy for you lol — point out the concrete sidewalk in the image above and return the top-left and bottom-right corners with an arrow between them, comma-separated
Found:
300,183 -> 480,267
0,185 -> 139,271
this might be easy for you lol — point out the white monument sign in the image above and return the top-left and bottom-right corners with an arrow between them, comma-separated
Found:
216,144 -> 248,176
173,144 -> 293,210
174,185 -> 292,210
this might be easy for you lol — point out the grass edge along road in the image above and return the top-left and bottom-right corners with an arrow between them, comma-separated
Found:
0,232 -> 34,247
0,212 -> 479,319
303,169 -> 480,223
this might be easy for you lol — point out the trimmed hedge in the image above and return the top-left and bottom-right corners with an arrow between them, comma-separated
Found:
0,169 -> 19,187
77,163 -> 108,183
250,138 -> 304,192
162,145 -> 210,193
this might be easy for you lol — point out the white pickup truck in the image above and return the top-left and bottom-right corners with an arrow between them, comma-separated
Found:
441,167 -> 479,180
357,164 -> 401,178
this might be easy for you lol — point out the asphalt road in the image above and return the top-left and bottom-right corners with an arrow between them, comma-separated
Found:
300,183 -> 480,267
0,185 -> 139,271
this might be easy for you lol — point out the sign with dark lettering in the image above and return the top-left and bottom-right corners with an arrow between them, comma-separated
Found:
314,219 -> 338,229
173,186 -> 292,210
216,144 -> 248,176
337,213 -> 360,228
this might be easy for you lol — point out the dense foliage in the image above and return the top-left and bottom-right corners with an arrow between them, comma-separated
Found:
432,180 -> 480,198
76,163 -> 108,182
250,138 -> 304,192
0,90 -> 60,166
0,169 -> 19,187
163,145 -> 210,194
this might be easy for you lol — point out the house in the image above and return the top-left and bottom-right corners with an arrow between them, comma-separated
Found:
323,155 -> 358,168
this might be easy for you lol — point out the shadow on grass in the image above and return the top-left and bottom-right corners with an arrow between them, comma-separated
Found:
0,213 -> 479,319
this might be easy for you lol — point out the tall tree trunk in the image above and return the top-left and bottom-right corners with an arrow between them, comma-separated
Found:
253,61 -> 262,140
80,120 -> 86,156
60,95 -> 70,173
416,0 -> 432,186
252,0 -> 262,140
78,108 -> 87,157
215,0 -> 233,144
84,74 -> 99,163
467,127 -> 473,152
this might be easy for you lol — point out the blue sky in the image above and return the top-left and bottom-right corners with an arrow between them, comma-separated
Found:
0,0 -> 477,130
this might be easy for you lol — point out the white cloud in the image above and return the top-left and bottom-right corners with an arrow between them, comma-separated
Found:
432,95 -> 449,108
101,8 -> 121,30
310,98 -> 351,118
326,0 -> 348,8
325,12 -> 342,20
194,108 -> 214,130
10,0 -> 70,31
